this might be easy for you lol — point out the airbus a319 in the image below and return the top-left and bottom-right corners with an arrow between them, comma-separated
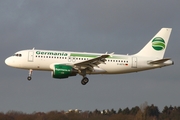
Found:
5,28 -> 173,85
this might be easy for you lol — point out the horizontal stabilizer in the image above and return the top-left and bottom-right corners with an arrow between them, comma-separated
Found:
148,58 -> 171,64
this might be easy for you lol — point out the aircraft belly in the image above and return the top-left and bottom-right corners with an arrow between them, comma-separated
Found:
89,67 -> 107,74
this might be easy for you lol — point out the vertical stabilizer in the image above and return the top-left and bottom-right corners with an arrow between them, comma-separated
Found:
135,28 -> 172,58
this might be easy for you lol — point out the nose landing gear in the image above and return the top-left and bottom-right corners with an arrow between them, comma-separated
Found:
27,69 -> 33,81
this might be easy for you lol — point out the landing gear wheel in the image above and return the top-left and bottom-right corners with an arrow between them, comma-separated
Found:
27,69 -> 33,81
27,76 -> 32,81
81,77 -> 89,85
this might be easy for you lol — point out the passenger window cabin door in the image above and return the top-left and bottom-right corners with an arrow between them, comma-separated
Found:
28,51 -> 34,62
132,57 -> 137,68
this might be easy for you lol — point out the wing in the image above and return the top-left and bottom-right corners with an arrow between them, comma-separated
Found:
73,54 -> 110,71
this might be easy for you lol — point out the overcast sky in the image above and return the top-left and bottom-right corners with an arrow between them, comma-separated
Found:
0,0 -> 180,113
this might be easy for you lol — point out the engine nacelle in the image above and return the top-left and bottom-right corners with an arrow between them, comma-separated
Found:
52,64 -> 78,79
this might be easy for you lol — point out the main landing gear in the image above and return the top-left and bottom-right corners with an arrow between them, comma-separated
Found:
27,69 -> 33,81
81,77 -> 89,85
80,70 -> 89,85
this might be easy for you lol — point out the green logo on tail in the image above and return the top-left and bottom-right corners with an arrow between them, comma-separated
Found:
152,37 -> 165,51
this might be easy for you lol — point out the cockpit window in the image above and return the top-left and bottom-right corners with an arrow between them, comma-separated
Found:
14,54 -> 22,57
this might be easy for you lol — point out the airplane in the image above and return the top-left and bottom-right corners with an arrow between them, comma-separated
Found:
5,28 -> 174,85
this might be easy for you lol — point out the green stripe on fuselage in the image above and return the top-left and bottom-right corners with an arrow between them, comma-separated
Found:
70,53 -> 127,59
70,53 -> 98,58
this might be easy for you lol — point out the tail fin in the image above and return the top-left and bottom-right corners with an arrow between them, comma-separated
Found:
135,28 -> 172,58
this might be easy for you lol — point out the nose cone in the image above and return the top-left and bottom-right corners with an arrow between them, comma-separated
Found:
5,57 -> 13,66
5,56 -> 22,68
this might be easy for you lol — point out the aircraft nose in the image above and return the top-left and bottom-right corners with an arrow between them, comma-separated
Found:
5,57 -> 13,66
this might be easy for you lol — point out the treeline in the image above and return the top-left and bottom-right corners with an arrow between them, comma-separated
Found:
0,104 -> 180,120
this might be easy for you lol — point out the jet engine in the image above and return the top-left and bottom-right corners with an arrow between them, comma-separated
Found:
52,64 -> 78,79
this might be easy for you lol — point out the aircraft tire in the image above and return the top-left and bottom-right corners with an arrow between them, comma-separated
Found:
81,77 -> 89,85
27,76 -> 32,81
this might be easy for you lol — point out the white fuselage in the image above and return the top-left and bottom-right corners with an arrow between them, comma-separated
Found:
5,49 -> 173,75
4,28 -> 173,85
